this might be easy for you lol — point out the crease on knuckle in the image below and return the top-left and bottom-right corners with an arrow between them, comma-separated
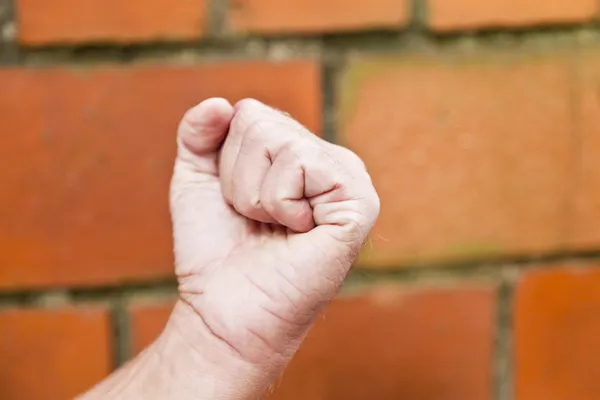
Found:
233,194 -> 261,217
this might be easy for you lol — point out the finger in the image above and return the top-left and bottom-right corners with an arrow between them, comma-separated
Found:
260,142 -> 315,233
228,99 -> 379,241
229,130 -> 276,224
171,98 -> 238,272
306,146 -> 380,247
281,140 -> 377,243
220,99 -> 303,222
280,143 -> 378,305
219,99 -> 295,203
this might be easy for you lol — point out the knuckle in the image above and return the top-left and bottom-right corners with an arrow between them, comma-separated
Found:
235,97 -> 261,112
280,140 -> 312,165
242,120 -> 265,145
282,140 -> 305,157
236,200 -> 261,219
260,192 -> 277,214
232,100 -> 265,138
233,189 -> 261,216
261,185 -> 288,216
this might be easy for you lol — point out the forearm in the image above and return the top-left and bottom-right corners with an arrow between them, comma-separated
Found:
78,301 -> 274,400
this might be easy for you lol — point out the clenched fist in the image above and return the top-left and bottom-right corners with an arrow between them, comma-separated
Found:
81,98 -> 380,400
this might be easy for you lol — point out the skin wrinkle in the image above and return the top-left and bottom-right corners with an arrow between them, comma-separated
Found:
242,268 -> 280,305
179,296 -> 247,361
246,327 -> 286,360
258,302 -> 306,330
172,162 -> 218,184
273,258 -> 312,301
245,252 -> 300,312
177,283 -> 204,298
305,236 -> 351,282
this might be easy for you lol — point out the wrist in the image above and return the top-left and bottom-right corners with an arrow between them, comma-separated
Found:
154,300 -> 274,399
79,300 -> 276,400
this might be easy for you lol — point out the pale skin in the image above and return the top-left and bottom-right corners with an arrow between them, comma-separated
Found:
78,97 -> 380,399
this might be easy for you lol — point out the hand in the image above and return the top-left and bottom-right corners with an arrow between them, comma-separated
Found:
80,98 -> 379,400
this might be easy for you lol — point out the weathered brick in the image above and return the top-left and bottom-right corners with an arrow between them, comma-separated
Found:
429,0 -> 598,32
129,300 -> 174,355
228,0 -> 409,35
514,265 -> 600,400
16,0 -> 207,45
0,306 -> 111,399
339,53 -> 573,267
568,54 -> 600,249
268,285 -> 495,399
0,61 -> 321,289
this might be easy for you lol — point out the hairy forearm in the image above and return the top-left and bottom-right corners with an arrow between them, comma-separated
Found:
78,301 -> 274,400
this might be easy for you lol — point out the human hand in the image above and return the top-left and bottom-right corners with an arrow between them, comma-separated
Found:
80,98 -> 379,400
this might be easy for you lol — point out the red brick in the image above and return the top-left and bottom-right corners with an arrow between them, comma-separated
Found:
568,54 -> 600,249
429,0 -> 598,32
16,0 -> 206,45
129,300 -> 175,355
514,265 -> 600,400
227,0 -> 409,35
339,54 -> 573,267
266,285 -> 495,400
0,306 -> 111,400
0,61 -> 321,289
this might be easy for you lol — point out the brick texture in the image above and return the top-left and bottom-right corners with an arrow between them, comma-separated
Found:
228,0 -> 409,35
429,0 -> 598,32
0,306 -> 111,400
16,0 -> 207,45
129,301 -> 175,355
267,285 -> 495,400
569,54 -> 600,249
0,61 -> 321,289
340,54 -> 573,267
515,265 -> 600,400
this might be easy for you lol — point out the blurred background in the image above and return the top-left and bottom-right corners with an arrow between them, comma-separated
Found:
1,0 -> 600,399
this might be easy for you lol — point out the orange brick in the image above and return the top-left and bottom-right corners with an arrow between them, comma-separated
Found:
429,0 -> 598,32
339,54 -> 573,267
0,306 -> 111,400
514,265 -> 600,400
0,61 -> 321,289
16,0 -> 207,45
267,285 -> 495,400
568,54 -> 600,249
129,301 -> 175,355
228,0 -> 409,35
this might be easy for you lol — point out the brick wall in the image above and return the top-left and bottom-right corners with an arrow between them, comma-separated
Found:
1,1 -> 600,399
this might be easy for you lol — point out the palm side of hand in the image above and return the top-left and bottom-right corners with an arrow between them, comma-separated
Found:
169,98 -> 379,367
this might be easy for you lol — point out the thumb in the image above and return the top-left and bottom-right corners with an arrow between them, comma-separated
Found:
170,98 -> 236,274
176,97 -> 233,173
